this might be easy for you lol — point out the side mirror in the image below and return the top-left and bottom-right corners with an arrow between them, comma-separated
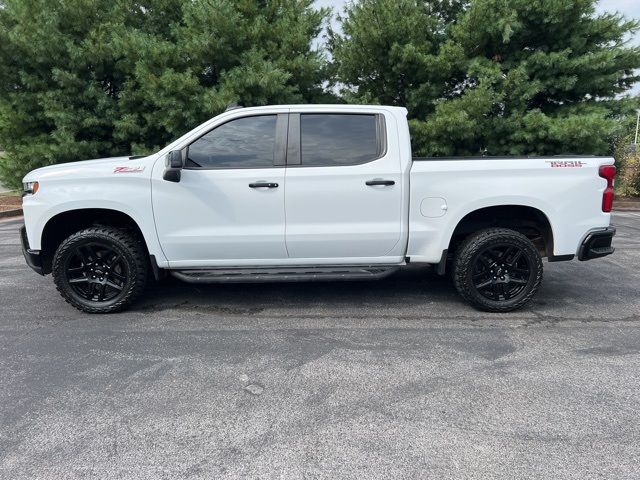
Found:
163,150 -> 184,182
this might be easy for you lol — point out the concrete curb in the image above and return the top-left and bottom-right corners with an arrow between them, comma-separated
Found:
614,197 -> 640,212
0,208 -> 23,219
615,204 -> 640,212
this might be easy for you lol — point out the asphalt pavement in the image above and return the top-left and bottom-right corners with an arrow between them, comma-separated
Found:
1,213 -> 639,479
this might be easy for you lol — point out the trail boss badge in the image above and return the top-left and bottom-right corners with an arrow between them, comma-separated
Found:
546,160 -> 586,168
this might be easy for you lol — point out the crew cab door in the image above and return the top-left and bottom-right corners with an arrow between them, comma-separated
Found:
152,113 -> 288,267
284,111 -> 404,260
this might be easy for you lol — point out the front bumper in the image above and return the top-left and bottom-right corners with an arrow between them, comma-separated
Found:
20,226 -> 44,275
578,227 -> 616,261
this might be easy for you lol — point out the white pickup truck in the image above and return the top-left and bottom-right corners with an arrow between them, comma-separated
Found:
20,104 -> 616,313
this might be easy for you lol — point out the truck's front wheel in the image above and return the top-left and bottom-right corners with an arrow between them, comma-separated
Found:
52,227 -> 148,313
453,228 -> 543,312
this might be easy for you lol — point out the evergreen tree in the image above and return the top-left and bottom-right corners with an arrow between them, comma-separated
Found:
330,0 -> 468,113
114,0 -> 331,153
0,0 -> 330,188
0,0 -> 129,188
332,0 -> 640,157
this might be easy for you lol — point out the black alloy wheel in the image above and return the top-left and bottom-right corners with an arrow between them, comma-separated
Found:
65,242 -> 129,302
471,244 -> 531,301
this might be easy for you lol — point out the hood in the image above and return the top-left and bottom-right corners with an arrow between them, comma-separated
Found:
22,156 -> 150,182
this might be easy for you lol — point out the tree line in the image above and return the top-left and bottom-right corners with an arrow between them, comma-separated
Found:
0,0 -> 639,190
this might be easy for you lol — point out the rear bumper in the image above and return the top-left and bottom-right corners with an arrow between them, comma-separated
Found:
20,226 -> 45,275
578,227 -> 616,261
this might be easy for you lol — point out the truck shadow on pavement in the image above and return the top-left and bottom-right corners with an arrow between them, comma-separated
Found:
129,258 -> 638,320
134,265 -> 463,316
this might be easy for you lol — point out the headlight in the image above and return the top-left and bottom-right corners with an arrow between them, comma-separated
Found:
22,181 -> 39,196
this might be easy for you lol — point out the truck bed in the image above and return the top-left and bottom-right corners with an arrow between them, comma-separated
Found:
406,156 -> 614,264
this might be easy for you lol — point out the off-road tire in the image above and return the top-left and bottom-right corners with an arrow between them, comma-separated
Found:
453,228 -> 543,312
52,227 -> 148,313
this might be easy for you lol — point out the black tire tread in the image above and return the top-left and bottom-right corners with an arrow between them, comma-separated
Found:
52,226 -> 148,313
453,228 -> 543,313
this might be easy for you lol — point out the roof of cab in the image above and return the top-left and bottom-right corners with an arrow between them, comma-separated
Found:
225,104 -> 408,115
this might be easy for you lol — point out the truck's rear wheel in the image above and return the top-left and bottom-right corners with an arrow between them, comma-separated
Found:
453,228 -> 543,312
52,227 -> 148,313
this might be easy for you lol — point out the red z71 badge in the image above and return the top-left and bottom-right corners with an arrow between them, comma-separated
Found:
113,166 -> 145,174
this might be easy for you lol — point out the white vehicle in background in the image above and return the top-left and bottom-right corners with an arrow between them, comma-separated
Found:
21,104 -> 616,313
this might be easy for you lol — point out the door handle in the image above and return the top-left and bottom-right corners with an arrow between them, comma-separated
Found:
366,179 -> 395,186
249,182 -> 279,188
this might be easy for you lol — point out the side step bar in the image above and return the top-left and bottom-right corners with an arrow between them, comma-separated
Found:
170,265 -> 402,284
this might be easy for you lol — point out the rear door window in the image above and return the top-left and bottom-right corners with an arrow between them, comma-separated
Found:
299,114 -> 384,166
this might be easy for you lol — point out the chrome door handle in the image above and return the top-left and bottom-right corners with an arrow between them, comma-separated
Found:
366,179 -> 395,186
249,182 -> 279,188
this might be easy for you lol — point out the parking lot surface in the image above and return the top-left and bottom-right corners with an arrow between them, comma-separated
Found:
1,213 -> 639,479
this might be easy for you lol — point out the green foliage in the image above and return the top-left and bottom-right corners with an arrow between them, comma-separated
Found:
1,0 -> 639,192
613,109 -> 640,196
330,0 -> 468,113
332,0 -> 640,158
615,142 -> 640,197
0,0 -> 331,188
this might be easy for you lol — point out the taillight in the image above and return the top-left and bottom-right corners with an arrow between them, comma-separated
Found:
599,165 -> 616,213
